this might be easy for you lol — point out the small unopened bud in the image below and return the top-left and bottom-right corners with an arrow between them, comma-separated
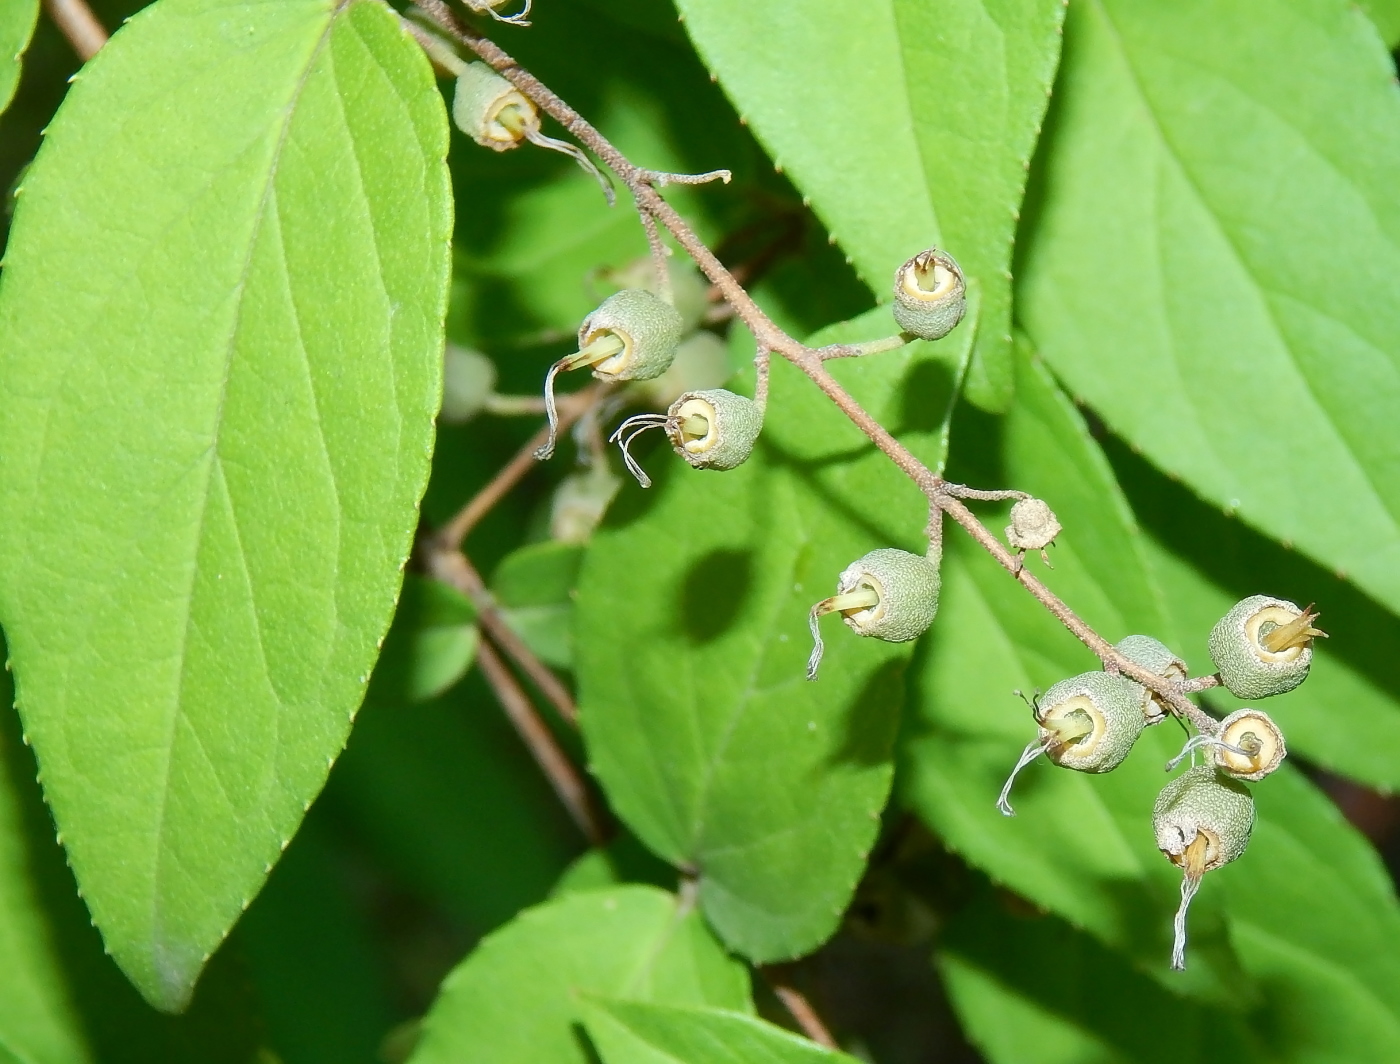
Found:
440,345 -> 498,423
550,465 -> 621,543
537,290 -> 684,461
1153,766 -> 1254,970
996,673 -> 1148,816
1112,634 -> 1187,724
892,249 -> 967,341
1006,497 -> 1061,568
807,547 -> 941,680
1208,595 -> 1325,699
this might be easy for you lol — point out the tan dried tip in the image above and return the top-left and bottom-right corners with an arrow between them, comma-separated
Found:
1259,603 -> 1326,654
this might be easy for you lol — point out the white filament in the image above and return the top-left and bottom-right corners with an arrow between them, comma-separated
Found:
996,738 -> 1050,817
1171,873 -> 1204,971
1165,733 -> 1253,773
534,360 -> 568,461
607,413 -> 671,488
524,128 -> 615,206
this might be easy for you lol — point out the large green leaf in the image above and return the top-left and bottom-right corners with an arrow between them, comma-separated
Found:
578,305 -> 971,962
408,886 -> 751,1064
0,0 -> 38,114
1359,0 -> 1400,47
0,664 -> 89,1064
1109,439 -> 1400,793
1019,0 -> 1400,610
939,882 -> 1267,1064
584,1001 -> 859,1064
673,0 -> 1063,409
0,0 -> 450,1010
905,348 -> 1400,1056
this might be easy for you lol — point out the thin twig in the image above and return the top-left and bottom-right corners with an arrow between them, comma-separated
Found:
45,0 -> 106,60
437,383 -> 604,551
475,639 -> 608,845
761,968 -> 839,1050
425,549 -> 580,728
638,207 -> 673,305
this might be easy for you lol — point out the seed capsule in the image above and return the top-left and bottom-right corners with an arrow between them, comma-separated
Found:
610,388 -> 763,487
1153,766 -> 1254,970
1005,497 -> 1061,568
1208,595 -> 1325,699
996,673 -> 1149,816
440,345 -> 498,423
1213,709 -> 1286,781
892,249 -> 967,341
453,62 -> 537,151
1112,634 -> 1187,724
806,547 -> 941,680
537,290 -> 684,461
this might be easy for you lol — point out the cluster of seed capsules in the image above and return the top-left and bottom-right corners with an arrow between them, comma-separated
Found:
448,56 -> 1327,975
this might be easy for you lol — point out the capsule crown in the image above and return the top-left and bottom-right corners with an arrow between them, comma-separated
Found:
835,548 -> 942,643
664,389 -> 763,472
580,289 -> 684,383
1037,672 -> 1149,773
892,249 -> 967,341
453,62 -> 537,151
1208,595 -> 1322,699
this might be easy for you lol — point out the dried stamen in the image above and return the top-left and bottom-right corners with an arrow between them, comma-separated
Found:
1171,833 -> 1210,970
535,335 -> 627,461
1260,604 -> 1326,654
1165,733 -> 1255,773
806,587 -> 881,681
607,413 -> 670,488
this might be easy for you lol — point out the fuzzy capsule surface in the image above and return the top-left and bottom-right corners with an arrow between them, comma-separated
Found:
1214,708 -> 1287,781
892,249 -> 967,340
1153,765 -> 1254,872
579,289 -> 683,383
836,548 -> 941,643
1112,633 -> 1186,723
665,389 -> 762,471
1006,497 -> 1061,552
452,62 -> 536,151
1037,672 -> 1148,773
1208,595 -> 1316,699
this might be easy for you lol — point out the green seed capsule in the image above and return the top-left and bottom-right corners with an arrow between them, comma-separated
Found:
1153,766 -> 1254,970
892,249 -> 967,341
806,547 -> 942,680
537,290 -> 685,461
1213,708 -> 1287,781
453,62 -> 537,151
665,389 -> 762,471
440,345 -> 498,424
1112,634 -> 1187,723
996,672 -> 1150,815
1207,595 -> 1325,699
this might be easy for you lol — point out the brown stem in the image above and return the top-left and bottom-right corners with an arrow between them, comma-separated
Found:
761,968 -> 839,1050
425,549 -> 580,728
45,0 -> 106,60
437,383 -> 604,551
475,639 -> 608,845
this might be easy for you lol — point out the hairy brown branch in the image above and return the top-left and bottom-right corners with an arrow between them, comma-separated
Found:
45,0 -> 107,60
761,968 -> 839,1050
424,549 -> 579,728
475,639 -> 608,845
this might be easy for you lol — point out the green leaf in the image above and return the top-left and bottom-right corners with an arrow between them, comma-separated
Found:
673,0 -> 1063,410
939,881 -> 1267,1064
0,669 -> 90,1064
0,0 -> 38,114
578,305 -> 971,962
906,346 -> 1400,1056
1359,0 -> 1400,47
584,1001 -> 859,1064
1019,0 -> 1400,611
372,575 -> 478,705
408,886 -> 751,1064
1107,439 -> 1400,793
493,541 -> 583,670
0,0 -> 451,1011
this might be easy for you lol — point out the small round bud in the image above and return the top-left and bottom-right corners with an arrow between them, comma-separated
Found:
1006,497 -> 1061,569
1213,709 -> 1286,781
551,465 -> 621,543
453,62 -> 538,151
1153,765 -> 1254,970
638,331 -> 732,408
996,673 -> 1149,815
439,345 -> 498,423
892,249 -> 967,341
806,547 -> 942,680
1112,634 -> 1187,724
665,389 -> 763,472
1208,595 -> 1325,699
